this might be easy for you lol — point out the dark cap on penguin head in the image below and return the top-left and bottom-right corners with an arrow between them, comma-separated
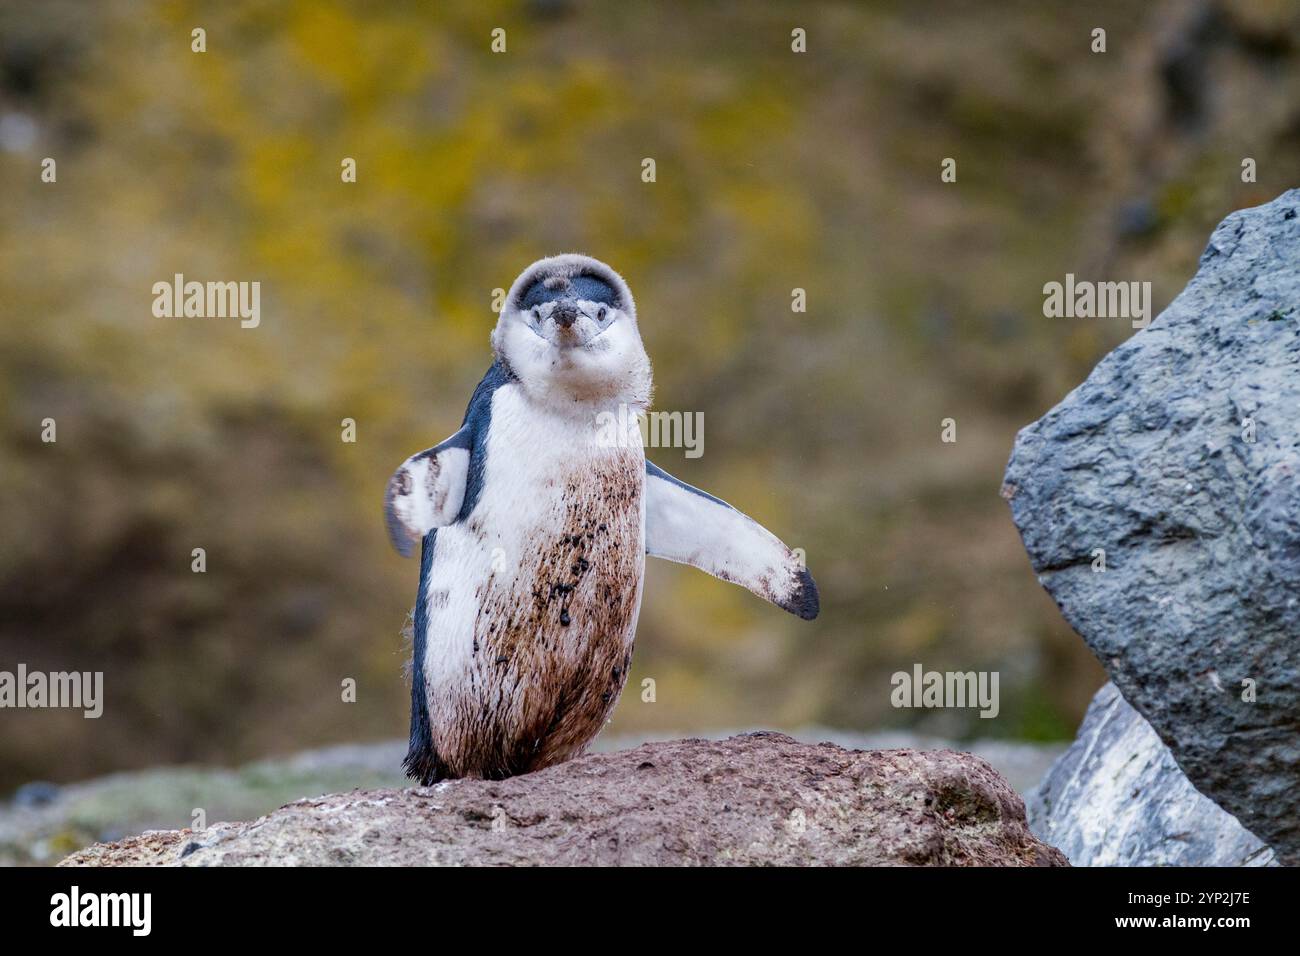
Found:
507,254 -> 636,325
518,273 -> 622,322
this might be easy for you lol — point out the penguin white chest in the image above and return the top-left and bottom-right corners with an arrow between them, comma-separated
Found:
421,386 -> 646,778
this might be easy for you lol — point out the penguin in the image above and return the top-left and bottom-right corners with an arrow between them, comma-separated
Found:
384,254 -> 819,784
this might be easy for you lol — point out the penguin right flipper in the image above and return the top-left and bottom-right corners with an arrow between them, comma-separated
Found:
384,427 -> 473,557
644,461 -> 820,619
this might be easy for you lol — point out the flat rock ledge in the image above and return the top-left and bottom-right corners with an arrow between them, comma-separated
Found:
59,733 -> 1066,867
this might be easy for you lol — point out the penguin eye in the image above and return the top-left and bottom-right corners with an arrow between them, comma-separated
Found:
597,305 -> 608,322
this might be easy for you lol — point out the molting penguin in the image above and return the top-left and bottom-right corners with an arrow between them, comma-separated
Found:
384,254 -> 819,784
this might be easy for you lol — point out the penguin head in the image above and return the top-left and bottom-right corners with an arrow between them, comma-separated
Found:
494,254 -> 652,409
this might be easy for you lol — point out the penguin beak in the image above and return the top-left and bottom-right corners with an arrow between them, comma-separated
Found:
552,301 -> 578,330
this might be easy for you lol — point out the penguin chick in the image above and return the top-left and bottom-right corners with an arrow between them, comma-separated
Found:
385,253 -> 819,784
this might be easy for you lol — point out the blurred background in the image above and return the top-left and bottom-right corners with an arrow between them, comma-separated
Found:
1,0 -> 1298,796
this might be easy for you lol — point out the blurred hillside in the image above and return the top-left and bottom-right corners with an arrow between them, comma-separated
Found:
1,0 -> 1297,792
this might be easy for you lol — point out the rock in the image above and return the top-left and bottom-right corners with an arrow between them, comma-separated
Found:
59,733 -> 1067,867
1028,683 -> 1274,866
597,727 -> 1064,796
1,730 -> 1065,866
0,742 -> 409,866
10,781 -> 61,809
1004,189 -> 1300,864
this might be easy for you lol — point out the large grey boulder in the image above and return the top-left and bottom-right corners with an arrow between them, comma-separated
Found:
1004,189 -> 1300,864
60,733 -> 1067,866
1028,683 -> 1274,866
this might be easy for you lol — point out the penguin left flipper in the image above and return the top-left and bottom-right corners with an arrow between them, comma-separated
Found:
644,461 -> 820,620
384,427 -> 472,558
